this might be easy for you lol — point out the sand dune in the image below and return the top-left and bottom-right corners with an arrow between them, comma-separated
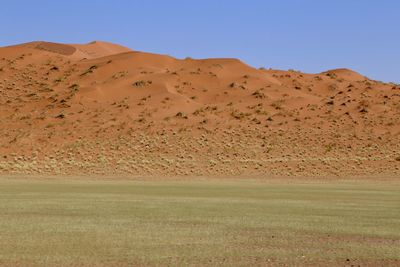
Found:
0,41 -> 399,177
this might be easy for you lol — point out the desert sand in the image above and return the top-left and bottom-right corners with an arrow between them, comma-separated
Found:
0,41 -> 399,177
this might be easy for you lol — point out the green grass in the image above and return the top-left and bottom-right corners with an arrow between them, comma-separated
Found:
0,179 -> 399,266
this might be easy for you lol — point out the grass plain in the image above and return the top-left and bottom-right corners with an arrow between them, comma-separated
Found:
0,178 -> 399,266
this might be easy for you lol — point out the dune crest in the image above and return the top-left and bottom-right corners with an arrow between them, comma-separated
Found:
11,40 -> 133,60
321,68 -> 366,81
72,41 -> 133,59
16,41 -> 77,55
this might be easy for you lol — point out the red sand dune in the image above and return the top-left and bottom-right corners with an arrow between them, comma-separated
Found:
0,41 -> 399,177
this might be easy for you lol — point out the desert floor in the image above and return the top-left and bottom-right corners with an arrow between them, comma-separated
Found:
0,177 -> 399,266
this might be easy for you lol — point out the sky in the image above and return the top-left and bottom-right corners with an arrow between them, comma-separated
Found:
1,0 -> 399,83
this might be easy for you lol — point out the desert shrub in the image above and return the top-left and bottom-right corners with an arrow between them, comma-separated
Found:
252,90 -> 265,99
326,72 -> 337,79
175,112 -> 188,119
80,65 -> 97,76
132,80 -> 152,87
231,110 -> 250,120
69,84 -> 79,91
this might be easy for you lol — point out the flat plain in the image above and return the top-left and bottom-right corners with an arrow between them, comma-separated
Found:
0,178 -> 399,266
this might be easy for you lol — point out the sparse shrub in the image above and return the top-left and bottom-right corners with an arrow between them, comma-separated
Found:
326,72 -> 337,79
254,108 -> 268,116
328,84 -> 338,91
193,108 -> 204,116
39,87 -> 54,92
358,100 -> 369,113
325,143 -> 336,153
112,71 -> 128,79
133,80 -> 152,87
19,115 -> 31,120
271,100 -> 284,110
175,112 -> 188,119
251,117 -> 261,124
55,113 -> 65,119
205,105 -> 218,112
80,65 -> 98,76
231,110 -> 250,120
69,84 -> 79,91
252,90 -> 265,99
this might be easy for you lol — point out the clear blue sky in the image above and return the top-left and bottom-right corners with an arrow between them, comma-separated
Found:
1,0 -> 399,83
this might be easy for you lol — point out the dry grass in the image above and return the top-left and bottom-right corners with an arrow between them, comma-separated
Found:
0,178 -> 399,266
